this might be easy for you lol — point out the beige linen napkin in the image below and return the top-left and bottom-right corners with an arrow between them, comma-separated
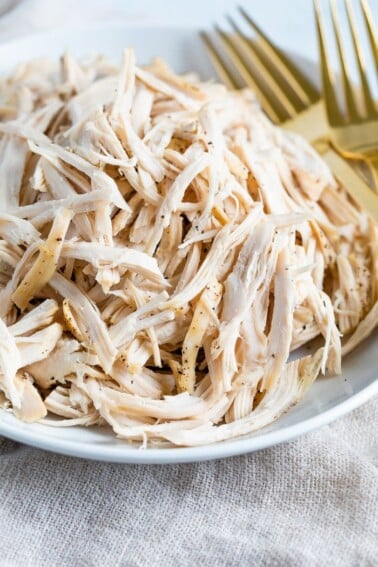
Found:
0,399 -> 377,566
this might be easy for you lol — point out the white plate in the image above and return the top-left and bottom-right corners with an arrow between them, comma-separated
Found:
0,24 -> 377,463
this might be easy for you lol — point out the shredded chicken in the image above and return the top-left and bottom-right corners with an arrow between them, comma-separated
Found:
0,49 -> 376,444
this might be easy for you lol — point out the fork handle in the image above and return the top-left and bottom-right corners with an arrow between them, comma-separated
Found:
366,156 -> 378,194
321,146 -> 378,223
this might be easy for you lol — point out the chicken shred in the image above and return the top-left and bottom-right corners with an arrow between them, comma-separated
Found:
0,49 -> 376,447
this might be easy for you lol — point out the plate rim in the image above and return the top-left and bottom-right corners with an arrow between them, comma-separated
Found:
0,21 -> 206,50
1,378 -> 377,463
0,22 -> 376,463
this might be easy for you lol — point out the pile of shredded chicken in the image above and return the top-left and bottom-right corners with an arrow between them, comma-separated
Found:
0,49 -> 377,447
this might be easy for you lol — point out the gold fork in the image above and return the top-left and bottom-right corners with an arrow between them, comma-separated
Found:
201,7 -> 326,142
201,5 -> 378,221
314,0 -> 378,188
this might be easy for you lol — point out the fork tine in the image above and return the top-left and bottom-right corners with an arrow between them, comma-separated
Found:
202,29 -> 281,123
360,0 -> 378,76
238,6 -> 319,104
200,31 -> 240,90
330,0 -> 360,120
226,15 -> 304,115
313,0 -> 344,126
345,0 -> 376,117
213,26 -> 284,123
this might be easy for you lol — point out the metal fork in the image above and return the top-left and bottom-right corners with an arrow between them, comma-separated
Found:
314,0 -> 378,188
201,5 -> 378,220
201,7 -> 326,141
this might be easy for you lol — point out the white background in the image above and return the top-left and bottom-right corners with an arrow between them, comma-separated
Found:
0,0 -> 377,67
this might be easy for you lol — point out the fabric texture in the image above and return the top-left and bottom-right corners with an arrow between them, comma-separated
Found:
0,2 -> 377,565
0,399 -> 377,567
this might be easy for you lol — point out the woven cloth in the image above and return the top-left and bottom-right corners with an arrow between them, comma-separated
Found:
0,399 -> 377,566
0,2 -> 377,565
